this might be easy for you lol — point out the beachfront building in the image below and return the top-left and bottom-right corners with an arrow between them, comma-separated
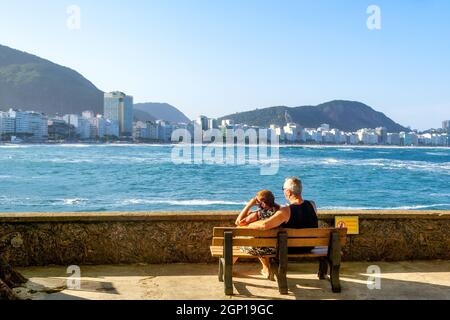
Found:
208,118 -> 219,130
387,133 -> 401,145
157,120 -> 175,142
104,119 -> 120,138
196,116 -> 209,131
104,91 -> 134,137
8,109 -> 29,135
346,133 -> 359,145
304,128 -> 322,144
133,121 -> 149,140
63,114 -> 91,140
321,130 -> 336,144
283,123 -> 304,142
325,129 -> 346,144
221,119 -> 234,127
419,133 -> 449,146
443,120 -> 450,132
91,116 -> 106,138
48,118 -> 76,141
401,132 -> 419,146
376,127 -> 388,144
269,125 -> 285,141
134,120 -> 176,142
2,109 -> 48,142
27,112 -> 48,142
0,111 -> 15,137
357,129 -> 378,145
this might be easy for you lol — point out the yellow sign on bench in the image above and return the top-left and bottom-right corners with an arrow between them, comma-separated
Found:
335,216 -> 359,235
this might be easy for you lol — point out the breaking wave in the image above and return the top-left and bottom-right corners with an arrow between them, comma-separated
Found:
121,199 -> 245,206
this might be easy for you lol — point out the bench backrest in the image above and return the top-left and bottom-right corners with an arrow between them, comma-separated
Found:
212,227 -> 347,248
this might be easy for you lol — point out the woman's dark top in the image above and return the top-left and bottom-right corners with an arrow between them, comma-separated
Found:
283,200 -> 319,254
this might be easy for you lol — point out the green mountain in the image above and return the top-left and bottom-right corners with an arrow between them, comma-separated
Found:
219,100 -> 408,132
0,44 -> 191,124
134,103 -> 190,123
0,44 -> 103,115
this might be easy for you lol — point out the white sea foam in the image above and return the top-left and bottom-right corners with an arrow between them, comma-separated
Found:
287,156 -> 450,173
321,203 -> 450,210
48,158 -> 95,164
63,198 -> 87,205
59,144 -> 93,148
0,144 -> 25,148
122,199 -> 245,206
425,152 -> 448,156
430,193 -> 450,197
323,158 -> 340,164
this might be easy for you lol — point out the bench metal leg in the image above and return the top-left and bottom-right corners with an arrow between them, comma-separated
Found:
328,231 -> 342,293
277,232 -> 288,295
330,265 -> 341,293
318,257 -> 328,280
224,231 -> 233,295
218,258 -> 224,282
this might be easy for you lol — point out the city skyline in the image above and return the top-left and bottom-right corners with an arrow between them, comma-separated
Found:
1,102 -> 449,146
0,0 -> 449,130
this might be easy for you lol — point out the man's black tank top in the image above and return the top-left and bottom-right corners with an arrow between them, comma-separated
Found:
283,200 -> 319,253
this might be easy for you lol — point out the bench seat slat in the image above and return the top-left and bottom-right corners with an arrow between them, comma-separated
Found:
210,246 -> 328,258
213,227 -> 347,238
212,237 -> 345,247
212,238 -> 278,247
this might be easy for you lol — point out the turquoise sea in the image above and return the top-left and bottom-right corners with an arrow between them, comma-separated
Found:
0,144 -> 449,212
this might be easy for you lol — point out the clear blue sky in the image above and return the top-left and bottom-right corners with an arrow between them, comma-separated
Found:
1,0 -> 449,130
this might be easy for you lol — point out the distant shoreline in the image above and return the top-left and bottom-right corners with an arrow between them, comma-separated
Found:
0,142 -> 449,149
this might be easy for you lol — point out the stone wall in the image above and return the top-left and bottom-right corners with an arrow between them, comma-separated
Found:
0,211 -> 449,267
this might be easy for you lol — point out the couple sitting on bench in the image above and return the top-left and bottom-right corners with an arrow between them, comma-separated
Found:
235,177 -> 319,279
211,176 -> 345,295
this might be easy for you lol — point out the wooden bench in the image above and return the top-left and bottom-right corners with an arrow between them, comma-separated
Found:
210,227 -> 347,295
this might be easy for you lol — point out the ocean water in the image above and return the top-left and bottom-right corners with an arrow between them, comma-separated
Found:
0,144 -> 449,212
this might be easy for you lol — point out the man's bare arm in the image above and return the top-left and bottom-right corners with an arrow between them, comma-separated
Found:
247,207 -> 289,230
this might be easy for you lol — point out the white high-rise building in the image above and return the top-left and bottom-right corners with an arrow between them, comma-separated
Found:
401,132 -> 419,146
27,112 -> 48,142
104,91 -> 134,137
63,114 -> 91,140
0,111 -> 15,135
283,123 -> 304,142
347,133 -> 359,145
221,119 -> 234,127
357,129 -> 378,145
196,116 -> 209,131
8,109 -> 29,134
269,125 -> 285,141
208,118 -> 218,130
387,133 -> 401,145
104,119 -> 120,137
5,109 -> 47,142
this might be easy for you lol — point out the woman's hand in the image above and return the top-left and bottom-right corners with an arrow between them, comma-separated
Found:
248,197 -> 257,206
235,197 -> 258,226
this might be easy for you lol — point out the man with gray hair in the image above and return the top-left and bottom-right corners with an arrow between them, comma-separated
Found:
247,176 -> 319,273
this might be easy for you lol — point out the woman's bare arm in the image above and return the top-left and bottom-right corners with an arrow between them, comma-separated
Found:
238,211 -> 260,226
235,198 -> 257,226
